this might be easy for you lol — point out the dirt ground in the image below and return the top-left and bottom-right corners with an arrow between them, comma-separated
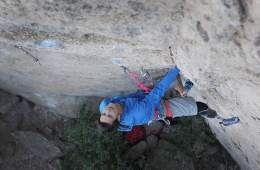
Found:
141,117 -> 240,170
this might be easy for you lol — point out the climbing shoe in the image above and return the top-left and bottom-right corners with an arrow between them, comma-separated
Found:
197,102 -> 217,118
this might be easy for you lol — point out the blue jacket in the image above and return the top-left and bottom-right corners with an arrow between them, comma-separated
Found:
111,66 -> 180,131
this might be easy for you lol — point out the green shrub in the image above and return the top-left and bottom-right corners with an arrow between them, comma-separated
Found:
62,105 -> 129,170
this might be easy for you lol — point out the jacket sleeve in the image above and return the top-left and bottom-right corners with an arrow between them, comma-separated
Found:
145,66 -> 180,106
126,91 -> 146,99
117,124 -> 133,132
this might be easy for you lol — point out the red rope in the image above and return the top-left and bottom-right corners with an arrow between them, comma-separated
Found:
127,70 -> 151,93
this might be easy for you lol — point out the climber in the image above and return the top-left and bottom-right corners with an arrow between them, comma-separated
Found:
98,64 -> 215,132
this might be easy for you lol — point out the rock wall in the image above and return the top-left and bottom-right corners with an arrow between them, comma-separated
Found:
0,0 -> 259,169
174,1 -> 260,169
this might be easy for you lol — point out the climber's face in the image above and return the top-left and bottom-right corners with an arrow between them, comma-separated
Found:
100,103 -> 119,125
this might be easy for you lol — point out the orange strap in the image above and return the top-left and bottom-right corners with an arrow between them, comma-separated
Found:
153,100 -> 173,119
165,100 -> 173,118
153,109 -> 159,119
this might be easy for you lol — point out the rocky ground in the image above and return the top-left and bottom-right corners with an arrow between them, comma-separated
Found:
141,117 -> 240,170
0,90 -> 64,170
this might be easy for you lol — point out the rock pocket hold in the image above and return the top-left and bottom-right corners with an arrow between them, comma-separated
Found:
34,39 -> 62,48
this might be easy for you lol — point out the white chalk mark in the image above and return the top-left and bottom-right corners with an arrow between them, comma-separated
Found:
111,57 -> 127,67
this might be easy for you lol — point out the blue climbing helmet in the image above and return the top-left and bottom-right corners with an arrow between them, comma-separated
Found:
99,95 -> 128,113
99,98 -> 111,113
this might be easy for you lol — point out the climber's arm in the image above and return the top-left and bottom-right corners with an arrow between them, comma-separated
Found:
174,74 -> 186,96
145,66 -> 180,104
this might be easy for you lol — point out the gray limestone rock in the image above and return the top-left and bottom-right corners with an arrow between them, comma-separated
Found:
12,131 -> 62,161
